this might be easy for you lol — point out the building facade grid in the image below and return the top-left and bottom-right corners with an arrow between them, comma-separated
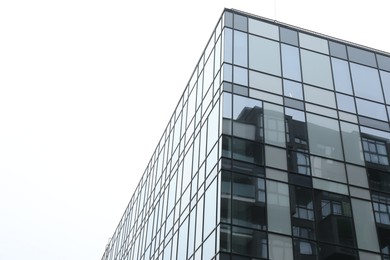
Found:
102,8 -> 390,260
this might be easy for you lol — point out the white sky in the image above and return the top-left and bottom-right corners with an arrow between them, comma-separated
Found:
0,1 -> 389,259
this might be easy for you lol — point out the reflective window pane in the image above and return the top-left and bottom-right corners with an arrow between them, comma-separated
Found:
249,70 -> 282,95
248,18 -> 279,40
233,66 -> 248,86
283,80 -> 303,100
223,28 -> 233,63
280,27 -> 298,46
347,46 -> 377,67
266,145 -> 287,170
232,226 -> 267,258
281,44 -> 301,81
232,174 -> 266,229
329,41 -> 347,59
340,122 -> 365,165
301,49 -> 333,90
351,198 -> 380,252
331,57 -> 353,94
204,178 -> 217,238
267,180 -> 291,235
233,14 -> 247,31
307,113 -> 344,160
336,93 -> 356,113
356,98 -> 387,121
249,35 -> 281,76
380,70 -> 390,104
304,85 -> 336,108
310,156 -> 347,183
233,30 -> 247,67
299,32 -> 329,54
264,103 -> 286,147
269,234 -> 294,260
377,54 -> 390,72
350,63 -> 383,102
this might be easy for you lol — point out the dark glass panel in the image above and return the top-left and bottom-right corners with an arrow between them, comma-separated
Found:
289,172 -> 312,188
233,14 -> 247,32
280,27 -> 298,46
224,11 -> 233,28
318,243 -> 357,260
368,168 -> 390,193
221,171 -> 231,223
220,224 -> 231,252
232,137 -> 263,165
314,191 -> 356,247
232,173 -> 266,229
329,41 -> 347,59
231,226 -> 267,259
347,46 -> 377,67
378,54 -> 390,72
293,239 -> 318,260
290,186 -> 314,221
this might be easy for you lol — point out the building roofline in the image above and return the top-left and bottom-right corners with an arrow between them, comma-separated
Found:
226,8 -> 390,57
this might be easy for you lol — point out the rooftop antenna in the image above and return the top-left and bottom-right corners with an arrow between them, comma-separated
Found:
274,0 -> 278,21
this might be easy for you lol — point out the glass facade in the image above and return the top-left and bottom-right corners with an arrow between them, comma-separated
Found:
101,9 -> 390,260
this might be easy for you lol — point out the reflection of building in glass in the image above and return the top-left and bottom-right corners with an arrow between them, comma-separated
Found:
102,9 -> 390,260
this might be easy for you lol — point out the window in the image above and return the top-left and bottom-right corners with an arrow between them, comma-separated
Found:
362,137 -> 389,165
372,193 -> 390,225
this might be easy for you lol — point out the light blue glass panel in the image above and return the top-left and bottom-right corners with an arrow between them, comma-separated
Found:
249,35 -> 281,76
283,80 -> 303,100
304,85 -> 336,108
202,230 -> 216,260
380,70 -> 390,104
301,50 -> 333,90
377,54 -> 390,72
356,98 -> 387,121
204,178 -> 217,238
336,93 -> 356,113
203,53 -> 214,91
223,28 -> 233,63
249,70 -> 282,95
299,33 -> 329,54
207,102 -> 219,154
187,208 -> 196,257
233,66 -> 248,86
307,113 -> 343,160
233,30 -> 247,67
350,63 -> 383,102
281,44 -> 301,81
223,64 -> 232,82
248,18 -> 279,40
331,58 -> 353,94
177,217 -> 189,260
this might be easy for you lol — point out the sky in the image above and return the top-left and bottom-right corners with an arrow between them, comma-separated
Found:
0,0 -> 389,259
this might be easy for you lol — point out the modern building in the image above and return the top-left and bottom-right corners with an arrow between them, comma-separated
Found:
101,8 -> 390,260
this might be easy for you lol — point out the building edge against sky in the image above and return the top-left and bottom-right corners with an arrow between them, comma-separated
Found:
102,8 -> 390,260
